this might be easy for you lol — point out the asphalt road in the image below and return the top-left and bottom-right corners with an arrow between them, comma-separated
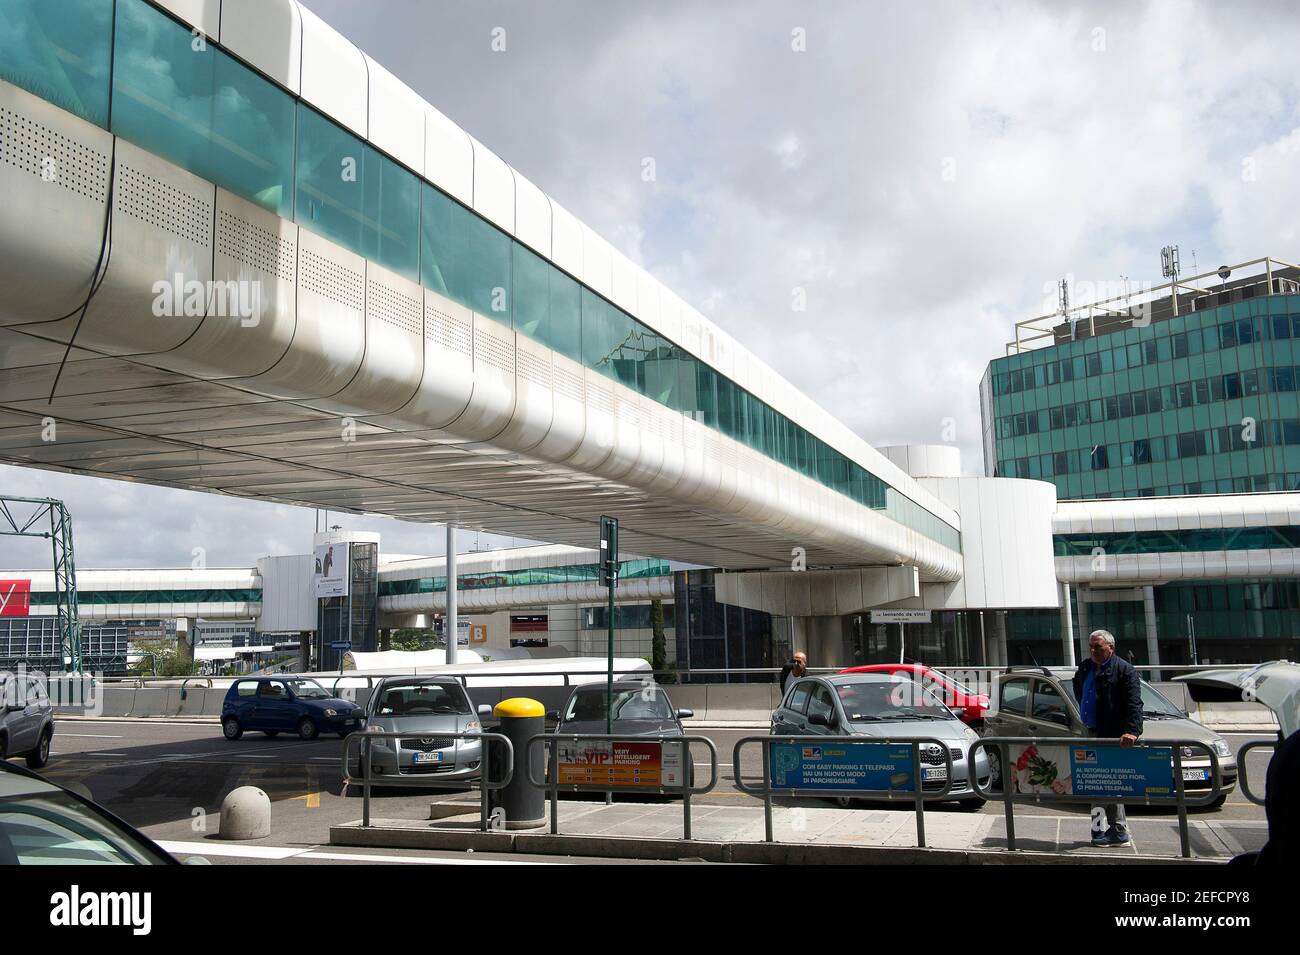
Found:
15,720 -> 1275,863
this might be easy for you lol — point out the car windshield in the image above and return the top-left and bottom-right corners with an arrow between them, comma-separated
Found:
564,688 -> 673,722
287,680 -> 330,700
375,683 -> 470,716
835,680 -> 952,721
1056,678 -> 1184,718
0,785 -> 169,865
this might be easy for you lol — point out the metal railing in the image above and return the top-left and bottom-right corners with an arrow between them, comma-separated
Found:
1236,739 -> 1278,807
525,733 -> 717,840
971,736 -> 1222,858
341,731 -> 513,831
732,735 -> 956,848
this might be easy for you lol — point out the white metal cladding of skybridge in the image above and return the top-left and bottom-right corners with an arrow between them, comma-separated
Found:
0,0 -> 959,553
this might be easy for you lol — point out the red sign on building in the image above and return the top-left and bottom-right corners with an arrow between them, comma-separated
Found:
0,579 -> 31,617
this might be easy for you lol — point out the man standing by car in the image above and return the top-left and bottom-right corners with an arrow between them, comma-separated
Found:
779,652 -> 808,695
1073,629 -> 1143,847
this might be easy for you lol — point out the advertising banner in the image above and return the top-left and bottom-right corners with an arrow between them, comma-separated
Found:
314,543 -> 349,598
769,741 -> 922,792
1004,743 -> 1175,799
0,579 -> 31,617
556,739 -> 684,788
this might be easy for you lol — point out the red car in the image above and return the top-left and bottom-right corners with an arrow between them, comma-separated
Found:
836,664 -> 990,726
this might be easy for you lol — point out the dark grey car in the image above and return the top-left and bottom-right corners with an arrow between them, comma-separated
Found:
551,681 -> 694,738
0,674 -> 53,769
772,673 -> 989,807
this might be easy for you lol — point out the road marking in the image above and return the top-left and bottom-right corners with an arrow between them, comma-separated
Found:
57,734 -> 124,739
84,752 -> 126,757
155,840 -> 570,865
289,791 -> 321,809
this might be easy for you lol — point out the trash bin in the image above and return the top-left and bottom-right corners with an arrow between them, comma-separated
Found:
489,697 -> 546,829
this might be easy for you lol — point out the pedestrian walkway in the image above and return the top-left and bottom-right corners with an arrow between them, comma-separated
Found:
332,800 -> 1266,864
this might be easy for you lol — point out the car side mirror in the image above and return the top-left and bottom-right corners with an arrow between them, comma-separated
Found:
676,709 -> 694,720
477,704 -> 493,718
546,710 -> 560,722
808,712 -> 830,728
950,707 -> 967,721
1047,711 -> 1070,727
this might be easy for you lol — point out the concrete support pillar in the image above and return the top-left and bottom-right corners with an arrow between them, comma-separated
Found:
299,632 -> 311,671
977,611 -> 991,668
1077,586 -> 1090,662
1060,582 -> 1077,668
177,617 -> 195,666
994,610 -> 1009,667
1143,585 -> 1161,681
445,524 -> 457,665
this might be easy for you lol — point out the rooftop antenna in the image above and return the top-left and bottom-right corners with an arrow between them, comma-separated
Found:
1161,244 -> 1181,316
1059,278 -> 1077,340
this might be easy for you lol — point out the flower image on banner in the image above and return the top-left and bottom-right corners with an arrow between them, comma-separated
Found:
1008,743 -> 1075,796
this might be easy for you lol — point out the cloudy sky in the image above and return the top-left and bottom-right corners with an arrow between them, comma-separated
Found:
5,0 -> 1300,569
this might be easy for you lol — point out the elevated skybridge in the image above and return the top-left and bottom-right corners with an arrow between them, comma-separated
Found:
0,0 -> 963,578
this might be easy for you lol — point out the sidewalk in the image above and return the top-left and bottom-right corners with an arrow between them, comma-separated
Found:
331,800 -> 1260,864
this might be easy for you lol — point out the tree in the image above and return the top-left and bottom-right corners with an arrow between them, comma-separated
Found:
390,628 -> 436,652
650,598 -> 674,683
129,639 -> 197,677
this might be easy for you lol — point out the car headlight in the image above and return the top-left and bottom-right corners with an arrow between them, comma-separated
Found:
324,708 -> 337,716
1213,739 -> 1232,758
464,720 -> 481,734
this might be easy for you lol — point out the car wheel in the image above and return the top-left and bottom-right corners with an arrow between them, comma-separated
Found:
222,717 -> 243,740
1206,792 -> 1228,809
959,796 -> 986,810
263,731 -> 279,738
833,795 -> 856,809
986,747 -> 1001,791
26,728 -> 52,769
0,733 -> 8,761
297,717 -> 318,741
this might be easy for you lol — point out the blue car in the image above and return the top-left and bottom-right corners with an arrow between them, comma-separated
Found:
221,677 -> 364,741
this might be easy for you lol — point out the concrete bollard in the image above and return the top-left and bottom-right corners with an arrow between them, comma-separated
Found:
218,786 -> 270,840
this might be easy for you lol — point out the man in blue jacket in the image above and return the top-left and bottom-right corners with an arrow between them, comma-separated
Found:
1072,629 -> 1144,847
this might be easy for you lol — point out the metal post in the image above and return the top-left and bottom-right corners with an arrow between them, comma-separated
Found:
1173,745 -> 1190,858
445,524 -> 457,665
480,734 -> 489,832
1001,743 -> 1016,850
682,739 -> 692,841
605,561 -> 614,806
362,736 -> 372,828
911,743 -> 926,848
762,742 -> 773,843
549,737 -> 559,835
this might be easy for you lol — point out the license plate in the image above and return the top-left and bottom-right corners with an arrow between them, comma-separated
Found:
413,751 -> 443,764
1182,768 -> 1208,782
922,766 -> 947,781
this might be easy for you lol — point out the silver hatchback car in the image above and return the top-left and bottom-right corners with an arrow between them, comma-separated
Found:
0,674 -> 54,770
356,677 -> 492,782
772,673 -> 990,807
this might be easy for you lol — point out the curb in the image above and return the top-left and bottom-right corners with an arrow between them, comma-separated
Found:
328,822 -> 1223,865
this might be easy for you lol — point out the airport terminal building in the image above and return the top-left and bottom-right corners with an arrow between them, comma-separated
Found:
0,1 -> 1297,678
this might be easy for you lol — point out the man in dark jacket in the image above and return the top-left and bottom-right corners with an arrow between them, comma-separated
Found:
779,652 -> 808,696
1072,629 -> 1143,847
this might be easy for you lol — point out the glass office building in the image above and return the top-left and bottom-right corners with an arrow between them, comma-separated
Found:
982,275 -> 1300,664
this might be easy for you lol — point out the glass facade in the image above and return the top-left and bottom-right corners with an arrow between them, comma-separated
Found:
1007,580 -> 1300,666
672,570 -> 774,682
983,295 -> 1300,498
3,0 -> 959,551
30,587 -> 262,606
379,558 -> 670,597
